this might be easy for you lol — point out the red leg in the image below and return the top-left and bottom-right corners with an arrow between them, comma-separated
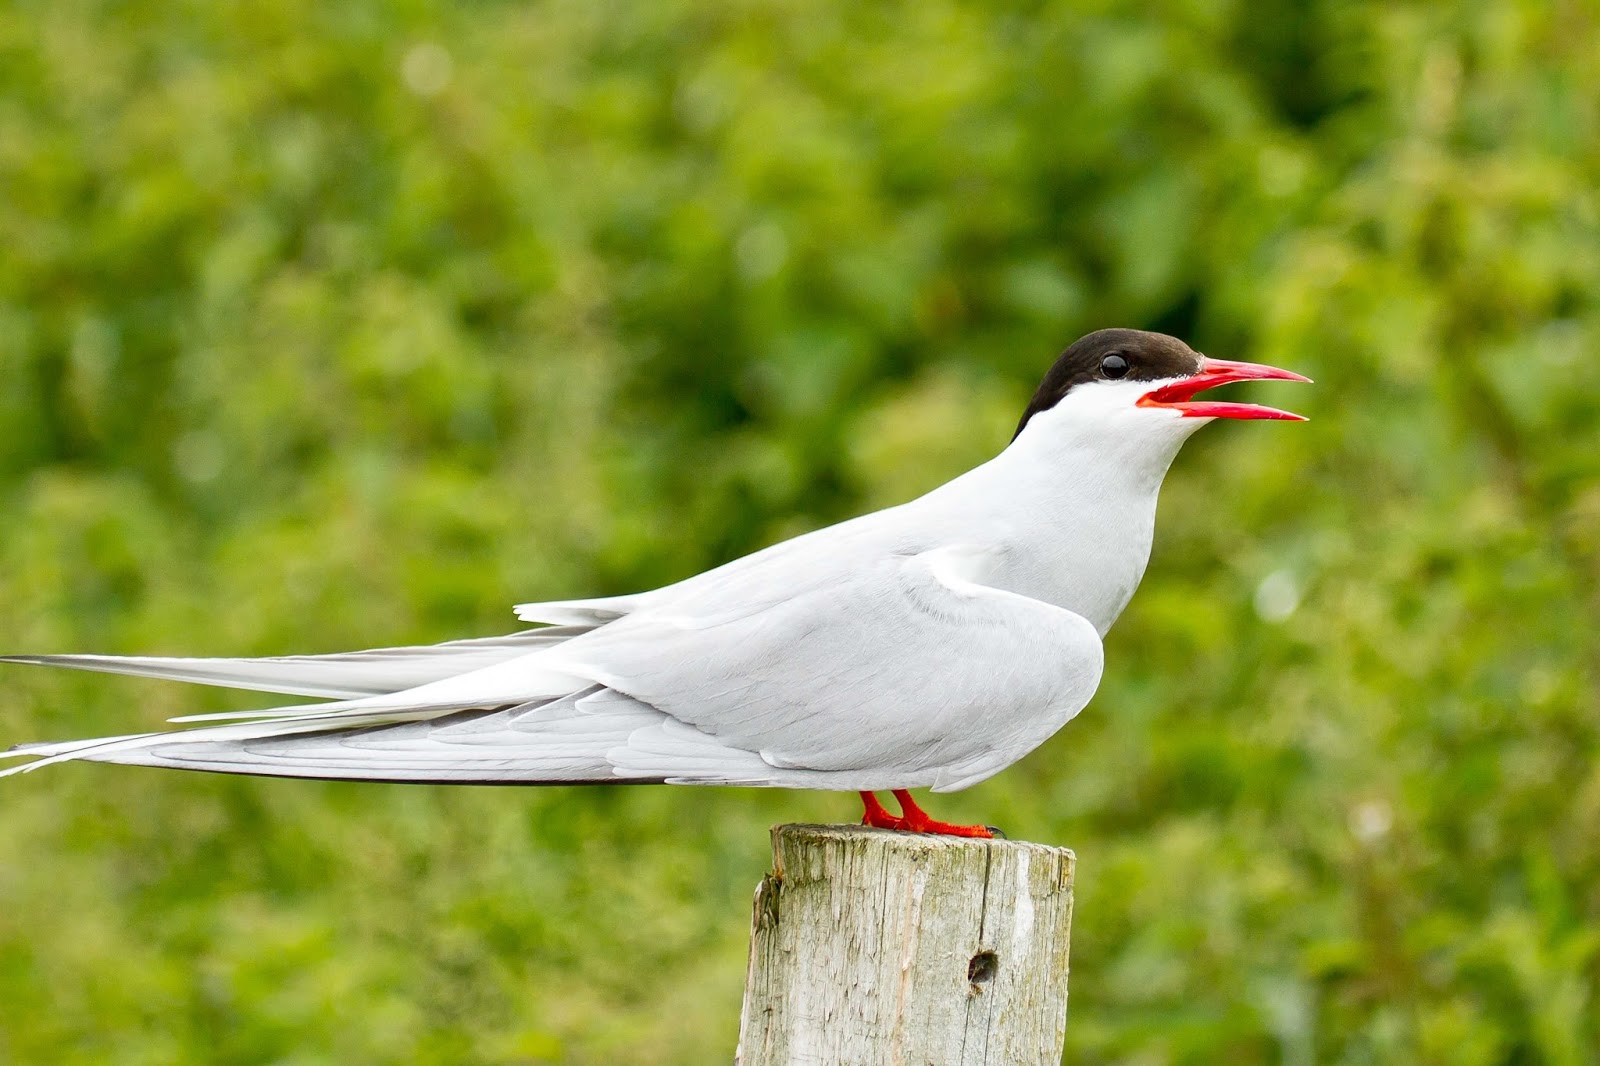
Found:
891,790 -> 995,839
860,791 -> 907,830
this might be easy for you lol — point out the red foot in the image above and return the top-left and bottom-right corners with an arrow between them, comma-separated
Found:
858,790 -> 995,839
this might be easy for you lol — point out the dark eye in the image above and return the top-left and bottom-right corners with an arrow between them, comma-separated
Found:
1100,353 -> 1129,379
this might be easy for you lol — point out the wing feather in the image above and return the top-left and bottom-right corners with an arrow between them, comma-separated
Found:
552,544 -> 1105,789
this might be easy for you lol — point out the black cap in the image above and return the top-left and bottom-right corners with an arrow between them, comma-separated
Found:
1014,329 -> 1202,439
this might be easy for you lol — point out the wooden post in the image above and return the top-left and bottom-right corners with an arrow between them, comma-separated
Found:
736,824 -> 1075,1065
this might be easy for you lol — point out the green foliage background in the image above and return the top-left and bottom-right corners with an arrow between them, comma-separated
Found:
1,0 -> 1597,1062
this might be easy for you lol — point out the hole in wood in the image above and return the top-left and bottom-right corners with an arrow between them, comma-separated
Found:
967,949 -> 998,986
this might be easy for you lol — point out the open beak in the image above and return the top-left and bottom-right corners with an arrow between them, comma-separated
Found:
1137,357 -> 1312,421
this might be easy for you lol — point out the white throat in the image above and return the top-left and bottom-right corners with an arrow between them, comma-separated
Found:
920,379 -> 1208,634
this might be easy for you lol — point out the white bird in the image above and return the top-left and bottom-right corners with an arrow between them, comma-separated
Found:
0,329 -> 1308,837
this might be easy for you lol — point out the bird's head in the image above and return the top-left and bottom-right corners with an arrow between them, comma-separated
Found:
1012,329 -> 1310,455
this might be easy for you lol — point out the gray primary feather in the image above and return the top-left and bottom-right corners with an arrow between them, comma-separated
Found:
47,690 -> 670,784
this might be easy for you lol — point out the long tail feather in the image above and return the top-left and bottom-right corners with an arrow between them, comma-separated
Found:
0,702 -> 498,778
0,627 -> 590,700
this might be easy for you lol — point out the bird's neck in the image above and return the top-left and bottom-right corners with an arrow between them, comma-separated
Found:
926,419 -> 1197,634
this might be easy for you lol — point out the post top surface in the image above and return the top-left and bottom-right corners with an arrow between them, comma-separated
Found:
771,822 -> 1075,863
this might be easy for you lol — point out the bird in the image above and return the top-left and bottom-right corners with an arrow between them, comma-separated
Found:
0,329 -> 1308,837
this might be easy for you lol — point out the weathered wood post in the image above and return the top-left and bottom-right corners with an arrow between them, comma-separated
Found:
736,824 -> 1076,1065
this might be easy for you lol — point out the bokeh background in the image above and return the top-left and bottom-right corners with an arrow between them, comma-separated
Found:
1,1 -> 1598,1062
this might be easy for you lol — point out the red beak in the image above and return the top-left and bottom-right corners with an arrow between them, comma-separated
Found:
1136,357 -> 1311,421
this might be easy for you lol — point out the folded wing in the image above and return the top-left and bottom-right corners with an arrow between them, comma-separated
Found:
568,544 -> 1105,791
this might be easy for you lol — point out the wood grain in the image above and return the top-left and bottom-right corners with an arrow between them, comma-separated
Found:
736,823 -> 1075,1065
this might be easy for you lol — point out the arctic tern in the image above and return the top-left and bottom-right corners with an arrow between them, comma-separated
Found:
1,329 -> 1308,837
